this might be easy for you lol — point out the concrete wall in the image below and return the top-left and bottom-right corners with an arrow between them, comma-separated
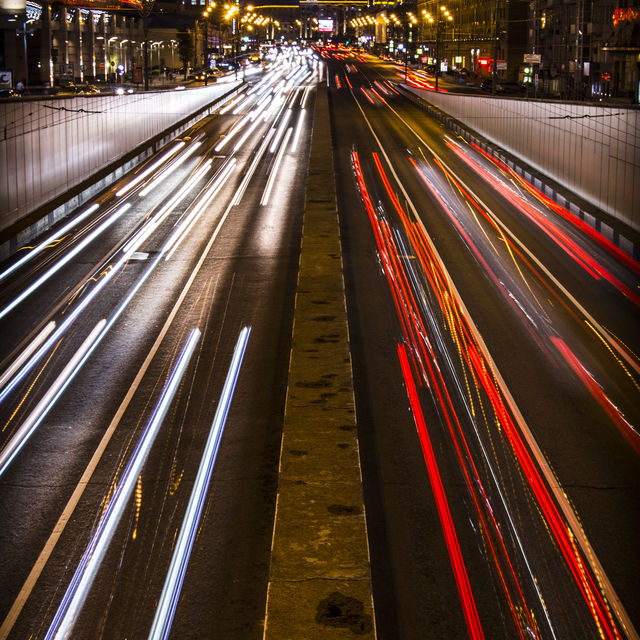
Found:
406,88 -> 640,233
0,81 -> 240,232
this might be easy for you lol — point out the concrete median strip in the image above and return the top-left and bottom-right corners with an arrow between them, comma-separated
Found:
262,83 -> 376,639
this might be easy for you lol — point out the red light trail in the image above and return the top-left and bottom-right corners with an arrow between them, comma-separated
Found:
350,145 -> 633,639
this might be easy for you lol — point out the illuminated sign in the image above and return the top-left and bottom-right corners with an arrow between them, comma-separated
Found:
0,0 -> 25,12
613,7 -> 640,27
62,0 -> 143,8
318,18 -> 333,32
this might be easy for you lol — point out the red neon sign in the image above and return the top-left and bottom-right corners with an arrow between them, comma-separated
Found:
613,7 -> 640,27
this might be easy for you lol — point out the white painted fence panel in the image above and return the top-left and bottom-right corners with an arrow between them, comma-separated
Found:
0,82 -> 239,231
408,88 -> 640,232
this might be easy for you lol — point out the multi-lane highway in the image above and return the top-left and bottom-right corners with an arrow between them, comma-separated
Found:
0,48 -> 319,639
0,44 -> 639,640
325,48 -> 639,639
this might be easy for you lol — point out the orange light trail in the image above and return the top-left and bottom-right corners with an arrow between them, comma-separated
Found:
469,143 -> 640,277
354,150 -> 539,637
360,87 -> 375,104
446,141 -> 640,306
551,337 -> 640,456
384,81 -> 400,95
352,147 -> 630,639
370,87 -> 388,105
398,343 -> 485,640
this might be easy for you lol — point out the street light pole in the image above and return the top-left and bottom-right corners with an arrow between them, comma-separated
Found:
139,0 -> 154,91
492,0 -> 500,94
16,18 -> 35,89
434,6 -> 452,93
144,36 -> 149,90
404,44 -> 408,82
435,15 -> 440,92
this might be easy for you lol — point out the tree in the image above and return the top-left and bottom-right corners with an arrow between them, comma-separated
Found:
177,28 -> 194,79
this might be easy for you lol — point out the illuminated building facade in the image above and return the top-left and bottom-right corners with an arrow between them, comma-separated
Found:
531,0 -> 640,101
0,0 -> 150,87
412,0 -> 528,81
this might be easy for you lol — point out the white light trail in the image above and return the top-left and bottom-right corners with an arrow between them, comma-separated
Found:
148,326 -> 250,640
269,109 -> 292,154
248,93 -> 273,122
0,203 -> 131,321
43,329 -> 201,640
262,93 -> 286,122
247,69 -> 278,95
164,159 -> 237,259
287,86 -> 301,108
300,86 -> 311,109
233,115 -> 266,153
0,319 -> 106,478
214,114 -> 253,152
139,142 -> 203,197
232,92 -> 258,115
122,161 -> 212,257
285,66 -> 299,81
219,92 -> 247,115
0,249 -> 125,406
0,321 -> 56,393
0,159 -> 211,409
261,127 -> 293,206
115,142 -> 185,197
0,204 -> 99,284
231,128 -> 277,207
290,110 -> 306,152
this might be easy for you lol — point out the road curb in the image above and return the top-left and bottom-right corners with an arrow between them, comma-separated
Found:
262,82 -> 376,639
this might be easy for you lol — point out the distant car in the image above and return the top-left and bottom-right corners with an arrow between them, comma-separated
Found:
54,81 -> 79,95
216,61 -> 236,72
481,79 -> 525,94
75,83 -> 100,95
498,81 -> 525,94
0,88 -> 18,98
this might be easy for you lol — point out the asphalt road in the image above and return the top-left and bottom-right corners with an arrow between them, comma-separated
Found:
325,48 -> 640,639
0,49 -> 318,640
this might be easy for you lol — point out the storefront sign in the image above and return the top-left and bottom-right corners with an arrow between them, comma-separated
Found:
613,7 -> 640,27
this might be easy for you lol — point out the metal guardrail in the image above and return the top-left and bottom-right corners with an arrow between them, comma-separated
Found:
394,83 -> 639,262
0,83 -> 244,262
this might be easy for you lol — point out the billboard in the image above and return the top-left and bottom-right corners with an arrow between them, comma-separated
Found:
2,0 -> 144,14
0,0 -> 24,12
62,0 -> 143,11
62,0 -> 143,9
318,18 -> 333,32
